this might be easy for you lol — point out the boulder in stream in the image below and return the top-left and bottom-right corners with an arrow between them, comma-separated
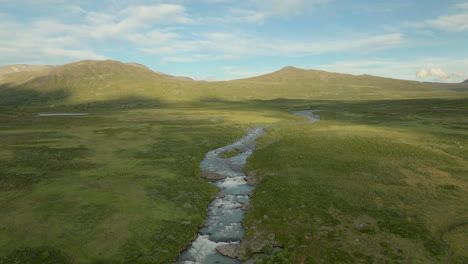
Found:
245,170 -> 259,185
216,238 -> 280,260
198,170 -> 226,180
216,244 -> 241,259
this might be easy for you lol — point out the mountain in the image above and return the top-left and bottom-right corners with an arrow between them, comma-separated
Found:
219,65 -> 448,100
425,80 -> 468,92
0,64 -> 56,85
0,64 -> 55,77
0,60 -> 460,107
126,62 -> 193,81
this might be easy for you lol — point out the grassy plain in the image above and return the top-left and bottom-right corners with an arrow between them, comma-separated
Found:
244,98 -> 468,263
0,103 -> 298,263
1,97 -> 466,264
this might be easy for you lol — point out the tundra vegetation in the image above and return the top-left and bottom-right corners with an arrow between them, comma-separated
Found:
0,60 -> 466,263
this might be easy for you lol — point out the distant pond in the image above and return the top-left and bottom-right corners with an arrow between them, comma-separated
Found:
38,113 -> 89,116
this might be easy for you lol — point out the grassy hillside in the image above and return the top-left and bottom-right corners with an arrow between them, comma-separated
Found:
426,81 -> 468,92
0,64 -> 55,78
219,66 -> 461,100
1,60 -> 464,107
0,65 -> 55,90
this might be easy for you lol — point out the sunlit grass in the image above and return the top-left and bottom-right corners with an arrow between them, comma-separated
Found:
0,93 -> 466,263
0,104 -> 294,263
244,98 -> 468,263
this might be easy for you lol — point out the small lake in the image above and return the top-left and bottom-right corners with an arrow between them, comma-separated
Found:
38,113 -> 89,116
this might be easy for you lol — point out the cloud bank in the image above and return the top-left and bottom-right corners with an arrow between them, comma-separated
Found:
416,68 -> 466,82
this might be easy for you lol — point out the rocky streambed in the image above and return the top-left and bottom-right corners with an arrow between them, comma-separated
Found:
177,110 -> 321,264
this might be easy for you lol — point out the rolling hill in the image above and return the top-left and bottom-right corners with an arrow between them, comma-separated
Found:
426,79 -> 468,92
0,60 -> 463,107
223,66 -> 451,100
0,64 -> 55,77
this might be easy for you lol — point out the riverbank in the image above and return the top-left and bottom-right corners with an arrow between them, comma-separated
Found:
178,111 -> 320,263
243,98 -> 468,263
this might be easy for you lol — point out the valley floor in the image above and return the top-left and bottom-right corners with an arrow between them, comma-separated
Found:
0,98 -> 467,264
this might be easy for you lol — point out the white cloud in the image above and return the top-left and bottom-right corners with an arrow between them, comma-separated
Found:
0,13 -> 106,64
43,48 -> 107,60
222,66 -> 271,79
316,58 -> 468,83
345,33 -> 405,52
137,32 -> 405,65
87,4 -> 193,40
224,9 -> 269,24
416,68 -> 448,78
0,3 -> 196,65
161,57 -> 197,63
409,2 -> 468,32
415,68 -> 466,82
425,13 -> 468,32
119,4 -> 194,29
452,72 -> 466,78
273,33 -> 405,54
247,0 -> 331,17
203,0 -> 331,24
456,2 -> 468,9
416,69 -> 429,78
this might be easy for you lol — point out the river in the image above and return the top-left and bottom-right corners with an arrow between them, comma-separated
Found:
177,110 -> 321,264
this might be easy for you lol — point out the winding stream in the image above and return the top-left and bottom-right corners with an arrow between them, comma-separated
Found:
177,110 -> 320,264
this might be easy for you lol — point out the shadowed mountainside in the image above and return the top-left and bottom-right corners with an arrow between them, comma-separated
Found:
0,60 -> 200,106
0,60 -> 464,106
426,80 -> 468,91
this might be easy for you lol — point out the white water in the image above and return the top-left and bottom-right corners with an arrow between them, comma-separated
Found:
177,110 -> 320,264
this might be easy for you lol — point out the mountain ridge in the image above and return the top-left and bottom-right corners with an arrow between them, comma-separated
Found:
425,80 -> 468,91
0,64 -> 55,76
0,59 -> 462,106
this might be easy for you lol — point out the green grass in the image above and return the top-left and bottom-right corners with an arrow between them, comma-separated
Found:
243,98 -> 468,263
0,104 -> 299,263
1,99 -> 467,263
220,150 -> 240,158
1,60 -> 467,263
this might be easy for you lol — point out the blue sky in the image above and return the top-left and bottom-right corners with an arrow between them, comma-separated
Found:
0,0 -> 467,82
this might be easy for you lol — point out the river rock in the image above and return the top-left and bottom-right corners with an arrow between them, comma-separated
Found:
198,170 -> 226,180
241,203 -> 253,211
216,238 -> 278,260
245,170 -> 259,185
216,244 -> 241,258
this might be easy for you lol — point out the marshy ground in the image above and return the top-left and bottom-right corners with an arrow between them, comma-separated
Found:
0,98 -> 466,264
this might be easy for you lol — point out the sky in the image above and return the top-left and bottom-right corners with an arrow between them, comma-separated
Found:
0,0 -> 467,82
